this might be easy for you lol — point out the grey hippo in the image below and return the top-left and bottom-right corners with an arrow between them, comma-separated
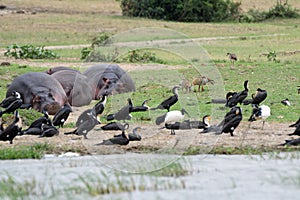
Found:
83,64 -> 135,99
6,72 -> 69,115
51,70 -> 93,107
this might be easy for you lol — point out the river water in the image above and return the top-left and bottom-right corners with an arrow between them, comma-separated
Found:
0,152 -> 299,199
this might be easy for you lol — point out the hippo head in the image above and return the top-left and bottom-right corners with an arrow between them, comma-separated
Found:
32,92 -> 61,115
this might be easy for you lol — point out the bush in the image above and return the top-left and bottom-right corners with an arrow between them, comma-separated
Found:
4,44 -> 59,59
120,0 -> 241,22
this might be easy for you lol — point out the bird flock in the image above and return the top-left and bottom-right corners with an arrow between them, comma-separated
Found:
0,64 -> 298,147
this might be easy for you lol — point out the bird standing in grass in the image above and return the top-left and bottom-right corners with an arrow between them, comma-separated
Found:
243,88 -> 267,107
151,86 -> 179,112
281,98 -> 291,106
227,53 -> 237,69
226,80 -> 249,108
248,105 -> 271,130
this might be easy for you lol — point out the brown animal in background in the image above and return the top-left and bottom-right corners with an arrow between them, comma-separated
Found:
180,79 -> 192,93
192,76 -> 214,92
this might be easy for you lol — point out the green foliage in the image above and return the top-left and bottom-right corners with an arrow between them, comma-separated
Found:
120,0 -> 241,22
239,0 -> 299,22
91,32 -> 112,47
80,47 -> 92,60
4,44 -> 59,59
118,50 -> 165,64
266,50 -> 280,63
0,143 -> 52,160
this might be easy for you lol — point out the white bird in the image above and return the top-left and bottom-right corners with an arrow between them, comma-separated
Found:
156,108 -> 190,135
248,105 -> 271,130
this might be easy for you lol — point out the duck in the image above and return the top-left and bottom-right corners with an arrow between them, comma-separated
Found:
0,111 -> 22,144
151,86 -> 179,112
243,88 -> 267,107
96,130 -> 129,145
248,105 -> 271,130
225,80 -> 248,108
106,98 -> 133,121
99,122 -> 129,131
64,109 -> 100,139
220,106 -> 243,136
52,104 -> 72,128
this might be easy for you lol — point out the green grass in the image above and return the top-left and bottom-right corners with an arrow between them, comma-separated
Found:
0,143 -> 52,159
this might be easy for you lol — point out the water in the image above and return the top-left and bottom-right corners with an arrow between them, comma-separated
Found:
0,153 -> 299,199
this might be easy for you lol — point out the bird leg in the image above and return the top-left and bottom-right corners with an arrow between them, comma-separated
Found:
201,85 -> 205,92
261,120 -> 265,130
230,131 -> 234,137
170,129 -> 176,135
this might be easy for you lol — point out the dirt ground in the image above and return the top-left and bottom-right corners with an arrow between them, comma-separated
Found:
0,59 -> 297,155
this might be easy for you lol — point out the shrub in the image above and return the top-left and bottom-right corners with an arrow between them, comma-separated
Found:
4,44 -> 59,59
120,0 -> 241,22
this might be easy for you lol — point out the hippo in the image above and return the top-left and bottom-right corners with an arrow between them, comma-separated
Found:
45,66 -> 79,75
83,64 -> 135,99
51,70 -> 93,107
6,72 -> 69,115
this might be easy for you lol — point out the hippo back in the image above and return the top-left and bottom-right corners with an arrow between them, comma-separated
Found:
51,70 -> 92,107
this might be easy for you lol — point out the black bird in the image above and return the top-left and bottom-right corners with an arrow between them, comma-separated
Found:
220,106 -> 243,136
99,122 -> 129,131
131,99 -> 151,112
96,130 -> 129,145
40,124 -> 59,137
114,127 -> 142,141
190,115 -> 211,130
151,86 -> 179,112
243,88 -> 267,107
297,86 -> 300,94
52,104 -> 72,128
0,98 -> 23,117
19,110 -> 50,135
164,120 -> 191,135
76,109 -> 93,127
64,109 -> 100,139
281,98 -> 291,106
0,91 -> 21,108
93,94 -> 108,116
280,138 -> 300,146
128,127 -> 142,141
106,98 -> 133,121
0,111 -> 22,144
225,80 -> 248,108
289,117 -> 300,128
288,124 -> 300,136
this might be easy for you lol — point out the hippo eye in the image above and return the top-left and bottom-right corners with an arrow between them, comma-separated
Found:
48,93 -> 53,98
